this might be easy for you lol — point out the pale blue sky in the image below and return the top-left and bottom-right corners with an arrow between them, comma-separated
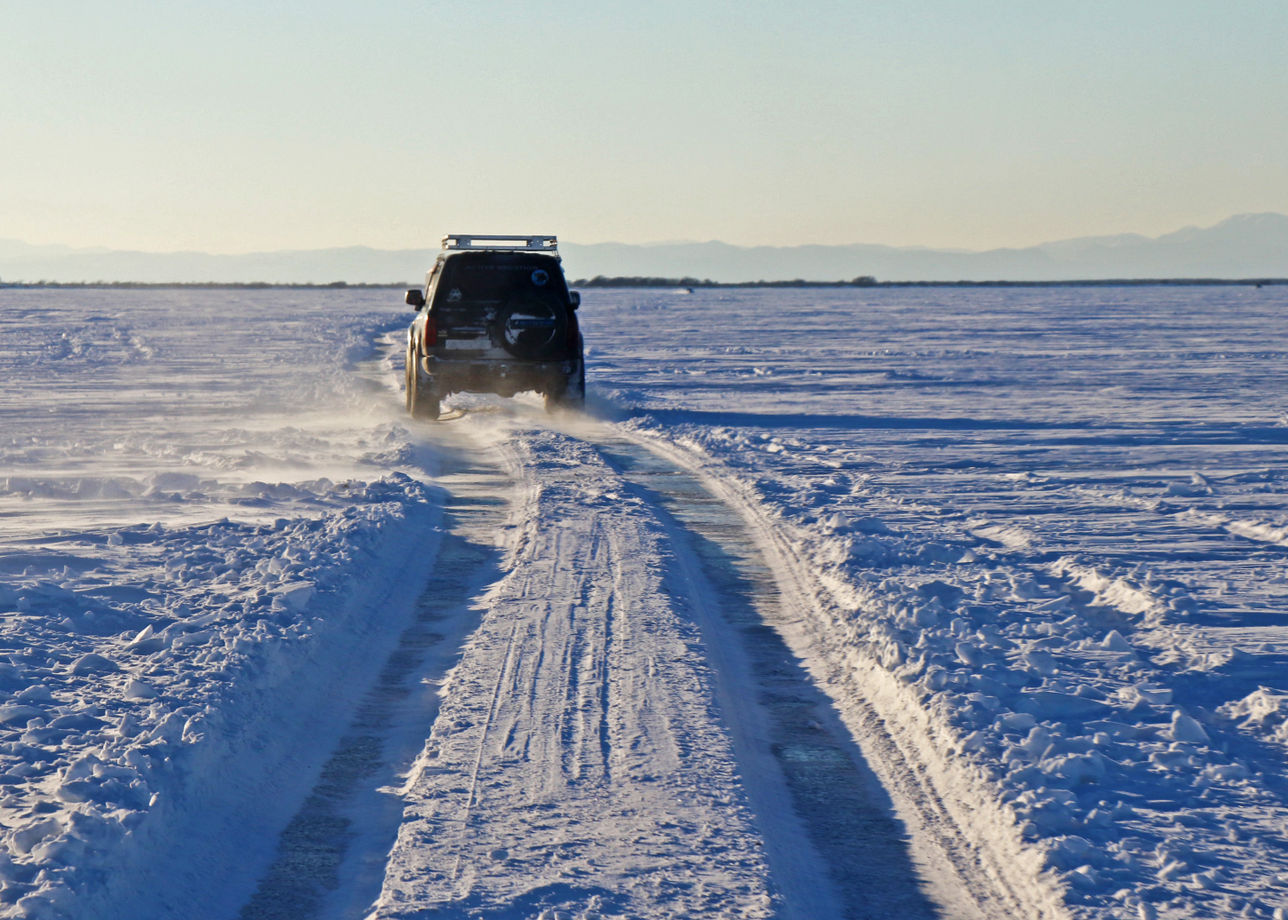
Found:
5,1 -> 1286,252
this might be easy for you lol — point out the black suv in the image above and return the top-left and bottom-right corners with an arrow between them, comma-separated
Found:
404,234 -> 585,419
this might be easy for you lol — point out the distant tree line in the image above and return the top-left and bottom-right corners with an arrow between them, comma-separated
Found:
0,280 -> 408,289
872,278 -> 1286,287
571,275 -> 880,288
570,276 -> 1287,289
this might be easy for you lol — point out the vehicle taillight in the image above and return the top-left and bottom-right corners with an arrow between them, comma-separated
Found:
425,313 -> 438,346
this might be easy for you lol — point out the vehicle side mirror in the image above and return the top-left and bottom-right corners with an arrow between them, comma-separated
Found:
405,288 -> 426,309
568,290 -> 581,310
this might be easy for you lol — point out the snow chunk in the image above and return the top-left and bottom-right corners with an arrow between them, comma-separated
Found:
0,702 -> 43,725
1168,710 -> 1210,745
1101,630 -> 1133,652
1163,473 -> 1214,497
1042,752 -> 1108,785
276,581 -> 316,612
996,711 -> 1037,733
1122,684 -> 1173,707
1023,649 -> 1058,676
124,678 -> 158,701
955,641 -> 984,667
12,817 -> 63,855
70,652 -> 120,675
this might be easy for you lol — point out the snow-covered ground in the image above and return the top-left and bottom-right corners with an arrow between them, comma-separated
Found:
0,290 -> 444,918
2,284 -> 1287,919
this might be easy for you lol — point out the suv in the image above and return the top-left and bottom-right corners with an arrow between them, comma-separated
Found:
404,234 -> 585,419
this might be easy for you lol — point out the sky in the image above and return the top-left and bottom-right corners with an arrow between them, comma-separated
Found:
4,1 -> 1287,253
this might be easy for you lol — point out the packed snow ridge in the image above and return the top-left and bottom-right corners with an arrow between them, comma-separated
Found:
1,284 -> 1287,919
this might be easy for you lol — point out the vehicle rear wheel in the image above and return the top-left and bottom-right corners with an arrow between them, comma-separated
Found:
405,345 -> 440,419
544,360 -> 585,413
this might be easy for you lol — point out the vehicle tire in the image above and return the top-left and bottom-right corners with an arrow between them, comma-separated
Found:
404,343 -> 415,412
405,344 -> 440,419
544,358 -> 585,413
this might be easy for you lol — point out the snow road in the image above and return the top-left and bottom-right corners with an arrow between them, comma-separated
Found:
242,407 -> 982,919
4,285 -> 1288,919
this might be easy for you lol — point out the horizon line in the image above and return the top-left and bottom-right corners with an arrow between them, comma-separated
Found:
3,211 -> 1285,259
4,278 -> 1286,291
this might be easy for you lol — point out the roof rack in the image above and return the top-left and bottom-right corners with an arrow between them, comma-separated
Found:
442,234 -> 558,252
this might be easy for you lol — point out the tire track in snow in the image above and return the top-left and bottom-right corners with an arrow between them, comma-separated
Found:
450,619 -> 521,887
238,444 -> 512,920
241,406 -> 977,919
379,411 -> 959,918
590,432 -> 948,920
372,425 -> 778,918
614,424 -> 1063,920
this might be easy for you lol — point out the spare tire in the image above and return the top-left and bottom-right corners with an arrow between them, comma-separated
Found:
494,296 -> 567,360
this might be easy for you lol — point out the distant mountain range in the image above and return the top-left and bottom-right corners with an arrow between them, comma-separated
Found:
3,213 -> 1287,284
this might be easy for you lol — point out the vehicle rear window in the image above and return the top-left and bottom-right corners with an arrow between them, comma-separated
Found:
437,257 -> 566,306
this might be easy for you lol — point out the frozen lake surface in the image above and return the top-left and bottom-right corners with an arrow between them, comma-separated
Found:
2,284 -> 1287,919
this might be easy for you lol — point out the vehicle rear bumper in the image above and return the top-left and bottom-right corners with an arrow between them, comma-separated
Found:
422,355 -> 579,396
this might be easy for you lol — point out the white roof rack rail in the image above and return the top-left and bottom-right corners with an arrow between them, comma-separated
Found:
442,234 -> 558,252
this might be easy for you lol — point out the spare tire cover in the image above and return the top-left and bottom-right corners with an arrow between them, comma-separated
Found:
495,296 -> 566,359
